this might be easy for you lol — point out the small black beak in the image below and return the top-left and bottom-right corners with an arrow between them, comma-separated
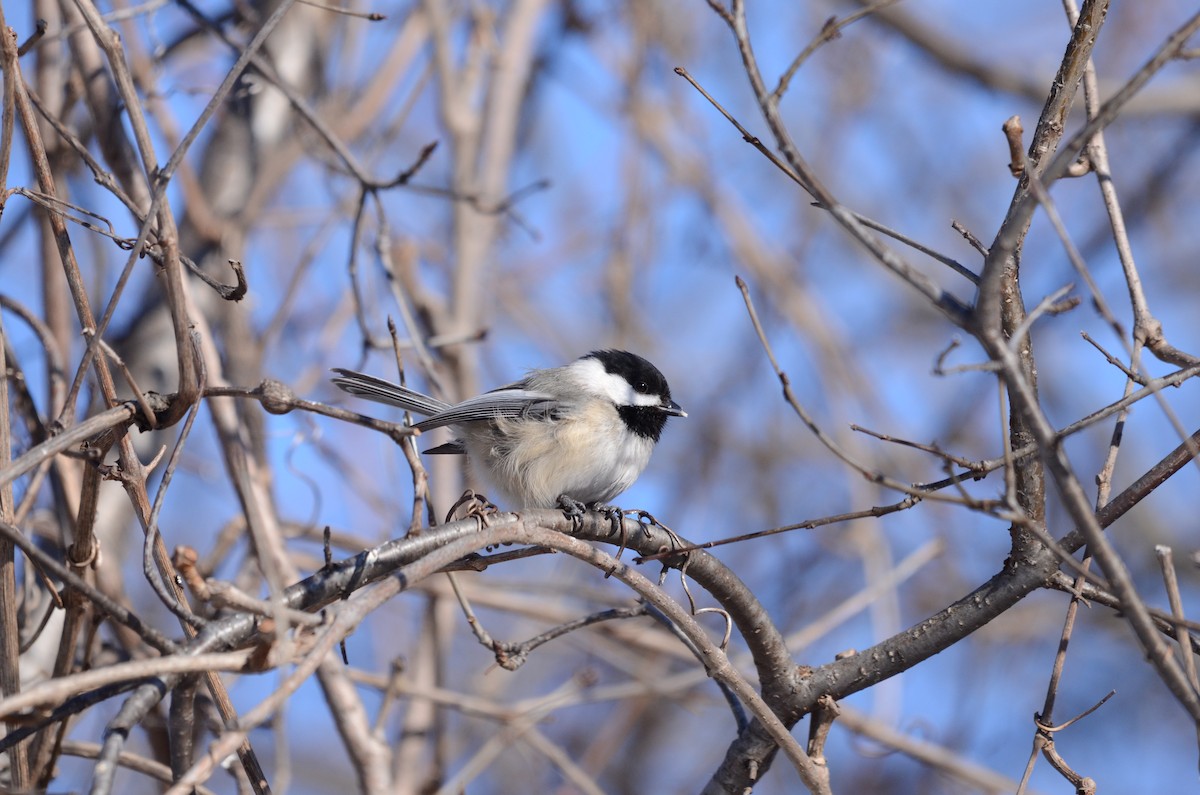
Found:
662,399 -> 686,418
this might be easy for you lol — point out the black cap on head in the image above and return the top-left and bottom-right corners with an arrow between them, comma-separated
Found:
585,350 -> 683,441
587,349 -> 672,400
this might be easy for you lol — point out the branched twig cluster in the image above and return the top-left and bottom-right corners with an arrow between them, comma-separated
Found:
1,2 -> 1199,794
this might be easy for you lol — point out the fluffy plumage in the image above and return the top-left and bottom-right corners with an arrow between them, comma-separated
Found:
331,350 -> 684,508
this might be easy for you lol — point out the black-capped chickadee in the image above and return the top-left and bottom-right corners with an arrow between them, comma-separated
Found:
331,350 -> 685,509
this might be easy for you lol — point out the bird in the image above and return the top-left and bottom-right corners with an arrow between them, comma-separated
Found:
331,349 -> 685,510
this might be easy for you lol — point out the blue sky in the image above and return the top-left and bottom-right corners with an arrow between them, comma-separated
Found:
4,1 -> 1200,792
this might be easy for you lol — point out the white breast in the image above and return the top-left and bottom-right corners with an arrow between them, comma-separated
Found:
462,400 -> 655,508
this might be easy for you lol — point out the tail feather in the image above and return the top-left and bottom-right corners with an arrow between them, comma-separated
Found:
330,369 -> 449,416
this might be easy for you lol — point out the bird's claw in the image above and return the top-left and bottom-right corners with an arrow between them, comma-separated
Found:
556,497 -> 626,536
556,495 -> 587,530
446,489 -> 499,526
593,504 -> 625,539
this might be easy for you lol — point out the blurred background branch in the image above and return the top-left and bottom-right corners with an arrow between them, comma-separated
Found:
1,1 -> 1199,793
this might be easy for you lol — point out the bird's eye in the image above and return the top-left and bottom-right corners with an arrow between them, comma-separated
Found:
635,381 -> 648,393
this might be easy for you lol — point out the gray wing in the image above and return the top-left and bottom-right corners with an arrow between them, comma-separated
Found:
413,389 -> 560,432
424,440 -> 466,455
330,369 -> 449,416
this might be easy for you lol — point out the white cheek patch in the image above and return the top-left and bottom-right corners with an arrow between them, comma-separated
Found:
629,390 -> 662,407
570,356 -> 666,407
571,357 -> 637,404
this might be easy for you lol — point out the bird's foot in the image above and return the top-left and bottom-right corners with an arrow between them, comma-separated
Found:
592,503 -> 626,540
555,497 -> 626,535
556,494 -> 588,531
446,489 -> 499,527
